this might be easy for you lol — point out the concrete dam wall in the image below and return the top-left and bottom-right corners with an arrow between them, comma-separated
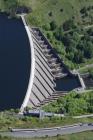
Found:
0,14 -> 82,112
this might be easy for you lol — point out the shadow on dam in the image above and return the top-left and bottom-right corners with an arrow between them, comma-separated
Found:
0,13 -> 31,110
82,74 -> 93,89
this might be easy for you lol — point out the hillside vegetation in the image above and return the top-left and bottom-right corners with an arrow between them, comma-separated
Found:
23,0 -> 93,26
43,91 -> 93,115
0,0 -> 93,25
24,0 -> 93,68
0,0 -> 93,69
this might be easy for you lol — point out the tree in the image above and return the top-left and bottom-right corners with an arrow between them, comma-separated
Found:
46,32 -> 53,40
80,7 -> 87,14
63,19 -> 76,31
42,23 -> 50,31
89,69 -> 93,79
62,34 -> 72,46
67,52 -> 74,61
54,27 -> 64,41
50,20 -> 57,30
87,92 -> 93,113
87,28 -> 93,36
74,50 -> 84,63
84,41 -> 93,58
48,11 -> 53,17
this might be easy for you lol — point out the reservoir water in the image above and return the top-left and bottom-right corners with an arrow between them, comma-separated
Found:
0,13 -> 31,110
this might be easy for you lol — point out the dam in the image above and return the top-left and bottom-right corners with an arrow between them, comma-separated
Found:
0,13 -> 83,111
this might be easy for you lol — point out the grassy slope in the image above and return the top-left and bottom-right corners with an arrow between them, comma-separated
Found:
24,0 -> 93,26
0,0 -> 93,68
0,1 -> 4,10
24,0 -> 93,68
0,0 -> 92,26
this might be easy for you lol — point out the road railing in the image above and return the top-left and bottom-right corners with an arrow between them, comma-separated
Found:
10,123 -> 82,132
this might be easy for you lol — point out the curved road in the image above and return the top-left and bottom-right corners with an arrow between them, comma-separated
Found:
1,123 -> 93,138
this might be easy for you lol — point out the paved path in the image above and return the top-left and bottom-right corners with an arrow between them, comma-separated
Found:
77,64 -> 93,72
73,114 -> 93,119
1,123 -> 93,138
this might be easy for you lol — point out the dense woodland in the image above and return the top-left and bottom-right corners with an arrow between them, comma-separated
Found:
42,6 -> 93,69
43,91 -> 93,115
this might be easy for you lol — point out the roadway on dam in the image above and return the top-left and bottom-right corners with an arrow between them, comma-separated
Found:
1,123 -> 93,138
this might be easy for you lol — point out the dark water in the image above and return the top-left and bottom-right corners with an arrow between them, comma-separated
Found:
55,76 -> 81,91
0,13 -> 31,110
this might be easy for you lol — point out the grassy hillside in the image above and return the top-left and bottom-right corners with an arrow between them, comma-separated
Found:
25,0 -> 93,68
0,0 -> 93,68
25,0 -> 93,26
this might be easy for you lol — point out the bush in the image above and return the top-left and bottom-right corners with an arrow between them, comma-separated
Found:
28,15 -> 41,26
48,11 -> 53,17
60,8 -> 63,12
54,27 -> 64,41
50,20 -> 57,30
80,7 -> 87,14
89,69 -> 93,79
43,91 -> 93,115
42,23 -> 50,31
46,32 -> 53,40
63,19 -> 76,31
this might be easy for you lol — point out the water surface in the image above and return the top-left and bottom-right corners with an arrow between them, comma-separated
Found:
55,76 -> 81,91
0,13 -> 31,110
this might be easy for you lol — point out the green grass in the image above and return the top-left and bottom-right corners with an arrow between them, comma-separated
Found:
1,111 -> 93,131
24,0 -> 93,69
25,0 -> 93,26
0,0 -> 93,68
1,0 -> 93,26
0,0 -> 5,10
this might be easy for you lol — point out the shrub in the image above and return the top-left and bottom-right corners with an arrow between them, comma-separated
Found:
63,19 -> 76,31
50,20 -> 57,30
60,8 -> 63,12
48,11 -> 53,17
46,32 -> 53,40
42,23 -> 50,31
80,7 -> 87,14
